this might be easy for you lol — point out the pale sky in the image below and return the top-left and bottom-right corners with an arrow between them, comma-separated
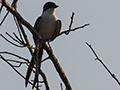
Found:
0,0 -> 120,90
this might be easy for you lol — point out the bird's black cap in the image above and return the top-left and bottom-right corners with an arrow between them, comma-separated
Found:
43,2 -> 58,11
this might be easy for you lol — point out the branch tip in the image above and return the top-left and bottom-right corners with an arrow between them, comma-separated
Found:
86,42 -> 120,86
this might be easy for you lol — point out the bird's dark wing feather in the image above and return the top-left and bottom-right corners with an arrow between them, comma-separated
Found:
51,19 -> 62,41
33,16 -> 42,44
34,16 -> 42,30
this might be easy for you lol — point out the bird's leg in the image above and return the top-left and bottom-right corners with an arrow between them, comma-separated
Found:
47,40 -> 51,48
47,40 -> 52,50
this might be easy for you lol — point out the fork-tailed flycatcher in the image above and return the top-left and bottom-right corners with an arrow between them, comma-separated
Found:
25,2 -> 62,89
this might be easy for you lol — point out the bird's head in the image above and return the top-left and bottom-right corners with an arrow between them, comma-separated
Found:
43,2 -> 58,12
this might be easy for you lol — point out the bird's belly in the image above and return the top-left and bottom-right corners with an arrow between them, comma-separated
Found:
38,23 -> 56,40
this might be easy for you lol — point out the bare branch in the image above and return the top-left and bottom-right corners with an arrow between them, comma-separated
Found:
42,42 -> 72,90
86,42 -> 120,86
0,54 -> 40,90
17,20 -> 34,55
1,0 -> 34,55
44,12 -> 89,42
44,23 -> 89,42
0,0 -> 18,25
60,23 -> 89,35
0,54 -> 25,78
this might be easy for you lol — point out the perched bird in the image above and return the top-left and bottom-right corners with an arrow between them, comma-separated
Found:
25,2 -> 62,89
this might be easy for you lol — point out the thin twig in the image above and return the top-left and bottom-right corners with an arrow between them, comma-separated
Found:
60,83 -> 63,90
41,56 -> 49,63
0,51 -> 29,62
0,3 -> 3,13
13,16 -> 24,42
86,42 -> 120,86
12,62 -> 22,67
66,12 -> 75,35
7,59 -> 27,63
13,32 -> 24,44
69,12 -> 75,30
0,34 -> 25,47
6,32 -> 22,45
3,58 -> 26,68
0,11 -> 9,25
7,59 -> 28,68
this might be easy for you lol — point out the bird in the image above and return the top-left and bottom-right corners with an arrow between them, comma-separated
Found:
25,2 -> 62,89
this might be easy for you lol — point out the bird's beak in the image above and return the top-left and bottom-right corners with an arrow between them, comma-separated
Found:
55,5 -> 59,8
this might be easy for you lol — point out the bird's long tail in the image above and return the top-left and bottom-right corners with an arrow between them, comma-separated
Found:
32,47 -> 43,89
25,47 -> 43,88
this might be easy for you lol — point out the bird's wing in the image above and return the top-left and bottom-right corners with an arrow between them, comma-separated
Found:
51,19 -> 62,41
34,16 -> 42,30
33,16 -> 42,44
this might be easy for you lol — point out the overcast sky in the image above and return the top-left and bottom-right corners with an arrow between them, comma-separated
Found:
0,0 -> 120,90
